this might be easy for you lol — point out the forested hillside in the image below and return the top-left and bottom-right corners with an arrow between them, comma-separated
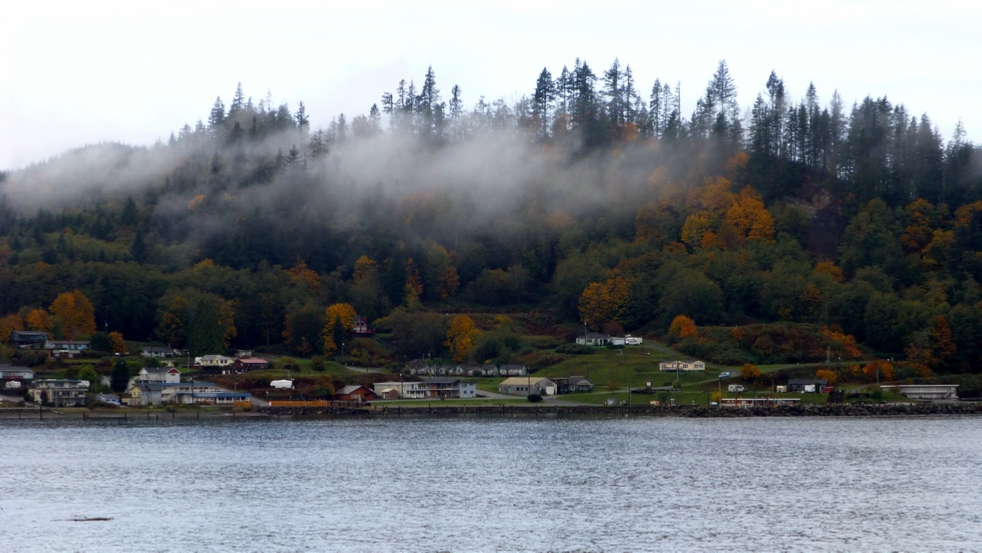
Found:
2,59 -> 982,375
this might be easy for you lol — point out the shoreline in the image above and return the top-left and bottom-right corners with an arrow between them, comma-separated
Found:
2,402 -> 981,420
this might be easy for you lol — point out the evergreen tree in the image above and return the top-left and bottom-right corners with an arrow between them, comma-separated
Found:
110,359 -> 130,393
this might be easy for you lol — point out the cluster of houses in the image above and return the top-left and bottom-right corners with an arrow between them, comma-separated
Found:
575,333 -> 644,347
406,362 -> 529,377
10,331 -> 93,359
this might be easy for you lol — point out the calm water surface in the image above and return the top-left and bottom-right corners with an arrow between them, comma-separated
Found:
1,416 -> 980,552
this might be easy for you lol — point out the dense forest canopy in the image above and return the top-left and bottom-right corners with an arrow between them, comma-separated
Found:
2,59 -> 982,375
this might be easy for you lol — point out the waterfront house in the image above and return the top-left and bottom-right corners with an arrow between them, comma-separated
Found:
659,360 -> 706,372
127,383 -> 164,406
372,381 -> 425,399
137,366 -> 181,384
788,379 -> 828,393
883,384 -> 958,400
421,378 -> 477,399
29,379 -> 89,406
553,376 -> 594,394
335,385 -> 377,402
95,393 -> 121,406
499,377 -> 556,396
576,332 -> 611,347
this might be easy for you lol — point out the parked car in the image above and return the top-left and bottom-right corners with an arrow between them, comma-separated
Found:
728,384 -> 745,393
718,372 -> 730,378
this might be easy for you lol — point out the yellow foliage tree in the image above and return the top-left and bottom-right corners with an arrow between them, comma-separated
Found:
323,303 -> 357,332
108,331 -> 127,354
352,255 -> 377,282
445,315 -> 482,363
286,257 -> 321,291
26,308 -> 53,333
680,213 -> 712,247
669,315 -> 697,338
814,261 -> 844,282
321,303 -> 356,357
578,275 -> 631,330
741,363 -> 761,381
724,186 -> 775,241
50,290 -> 96,339
0,313 -> 25,343
815,368 -> 838,385
862,360 -> 895,382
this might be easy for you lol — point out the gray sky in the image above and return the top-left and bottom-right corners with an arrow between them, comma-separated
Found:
2,0 -> 979,170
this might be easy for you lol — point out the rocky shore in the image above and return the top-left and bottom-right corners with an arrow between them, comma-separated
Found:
259,401 -> 982,418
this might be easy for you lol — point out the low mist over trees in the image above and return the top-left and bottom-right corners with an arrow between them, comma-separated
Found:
2,59 -> 982,373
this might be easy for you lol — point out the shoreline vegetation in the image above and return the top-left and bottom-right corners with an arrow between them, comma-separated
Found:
3,402 -> 980,421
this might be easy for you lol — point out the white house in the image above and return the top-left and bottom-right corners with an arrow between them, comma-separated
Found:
372,381 -> 425,399
659,360 -> 706,372
499,377 -> 556,396
576,332 -> 610,347
883,384 -> 958,400
29,379 -> 89,406
195,355 -> 234,368
142,346 -> 177,358
137,366 -> 182,384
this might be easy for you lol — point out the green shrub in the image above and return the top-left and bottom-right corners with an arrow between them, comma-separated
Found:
555,343 -> 595,355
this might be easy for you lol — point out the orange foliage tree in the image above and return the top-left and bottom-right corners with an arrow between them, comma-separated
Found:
814,261 -> 844,282
815,368 -> 838,385
669,315 -> 697,338
862,360 -> 895,382
108,331 -> 127,354
724,186 -> 776,241
49,290 -> 96,339
578,275 -> 631,330
445,315 -> 482,363
26,308 -> 54,334
286,257 -> 321,291
0,313 -> 25,342
741,363 -> 761,381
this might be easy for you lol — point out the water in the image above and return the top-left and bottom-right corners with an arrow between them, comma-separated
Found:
1,416 -> 980,552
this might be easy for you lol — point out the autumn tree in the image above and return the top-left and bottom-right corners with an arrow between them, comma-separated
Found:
286,257 -> 321,291
445,315 -> 482,363
321,303 -> 356,356
740,363 -> 761,381
668,315 -> 697,338
49,290 -> 96,339
0,313 -> 25,342
815,368 -> 838,385
868,360 -> 894,382
108,331 -> 127,354
26,308 -> 53,334
578,275 -> 631,330
723,186 -> 776,242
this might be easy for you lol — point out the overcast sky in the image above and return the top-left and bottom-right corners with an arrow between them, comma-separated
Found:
2,0 -> 979,170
